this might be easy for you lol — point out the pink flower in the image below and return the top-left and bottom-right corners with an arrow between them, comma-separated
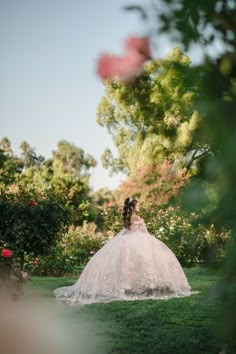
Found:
97,54 -> 120,80
1,249 -> 12,258
97,51 -> 145,82
168,206 -> 174,211
125,36 -> 151,58
107,201 -> 114,207
33,259 -> 39,266
21,271 -> 29,281
97,35 -> 151,83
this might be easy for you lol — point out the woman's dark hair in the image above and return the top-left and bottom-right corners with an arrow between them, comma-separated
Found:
122,197 -> 138,230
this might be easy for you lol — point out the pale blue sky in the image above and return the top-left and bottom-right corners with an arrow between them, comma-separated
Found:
0,0 -> 202,191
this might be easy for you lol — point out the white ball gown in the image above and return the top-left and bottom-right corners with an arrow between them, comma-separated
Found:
54,218 -> 191,304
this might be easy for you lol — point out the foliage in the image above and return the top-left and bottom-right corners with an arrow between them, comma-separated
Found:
90,188 -> 117,231
97,48 -> 206,175
49,139 -> 96,181
33,222 -> 111,276
115,161 -> 187,207
0,137 -> 97,226
0,183 -> 70,269
144,206 -> 229,267
101,201 -> 124,235
0,137 -> 23,185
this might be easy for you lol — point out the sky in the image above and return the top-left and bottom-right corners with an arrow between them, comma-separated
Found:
0,0 -> 202,191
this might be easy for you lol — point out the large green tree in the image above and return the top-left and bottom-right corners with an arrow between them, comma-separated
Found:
50,140 -> 96,181
97,48 -> 206,175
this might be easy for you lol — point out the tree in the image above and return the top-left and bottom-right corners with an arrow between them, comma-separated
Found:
51,140 -> 96,181
0,138 -> 23,185
97,48 -> 205,175
31,140 -> 97,225
20,141 -> 44,169
115,161 -> 187,207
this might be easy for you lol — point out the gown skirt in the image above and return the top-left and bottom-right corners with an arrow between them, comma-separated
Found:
54,219 -> 192,304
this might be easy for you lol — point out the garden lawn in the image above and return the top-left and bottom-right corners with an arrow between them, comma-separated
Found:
25,267 -> 228,354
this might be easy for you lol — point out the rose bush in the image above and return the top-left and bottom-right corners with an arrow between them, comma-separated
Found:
141,206 -> 230,266
0,183 -> 70,270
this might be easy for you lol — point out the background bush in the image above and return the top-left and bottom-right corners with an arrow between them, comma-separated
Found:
33,221 -> 111,276
0,183 -> 70,270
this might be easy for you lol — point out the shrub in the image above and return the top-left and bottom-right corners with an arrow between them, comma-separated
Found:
142,205 -> 230,266
33,222 -> 111,276
0,183 -> 70,270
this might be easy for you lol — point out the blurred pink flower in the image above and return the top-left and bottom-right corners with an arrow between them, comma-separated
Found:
97,51 -> 146,82
125,36 -> 151,58
7,183 -> 19,193
97,35 -> 151,82
33,259 -> 39,266
107,200 -> 114,207
97,54 -> 120,80
21,271 -> 29,281
168,206 -> 174,211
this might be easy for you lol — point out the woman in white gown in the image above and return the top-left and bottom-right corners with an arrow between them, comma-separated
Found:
54,197 -> 192,304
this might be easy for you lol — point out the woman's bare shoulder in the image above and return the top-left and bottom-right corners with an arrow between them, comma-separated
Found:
131,215 -> 143,223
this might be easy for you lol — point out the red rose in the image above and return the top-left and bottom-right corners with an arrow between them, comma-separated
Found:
1,249 -> 12,258
33,259 -> 39,265
26,199 -> 38,206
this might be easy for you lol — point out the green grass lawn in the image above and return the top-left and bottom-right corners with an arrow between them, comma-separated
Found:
25,267 -> 230,354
